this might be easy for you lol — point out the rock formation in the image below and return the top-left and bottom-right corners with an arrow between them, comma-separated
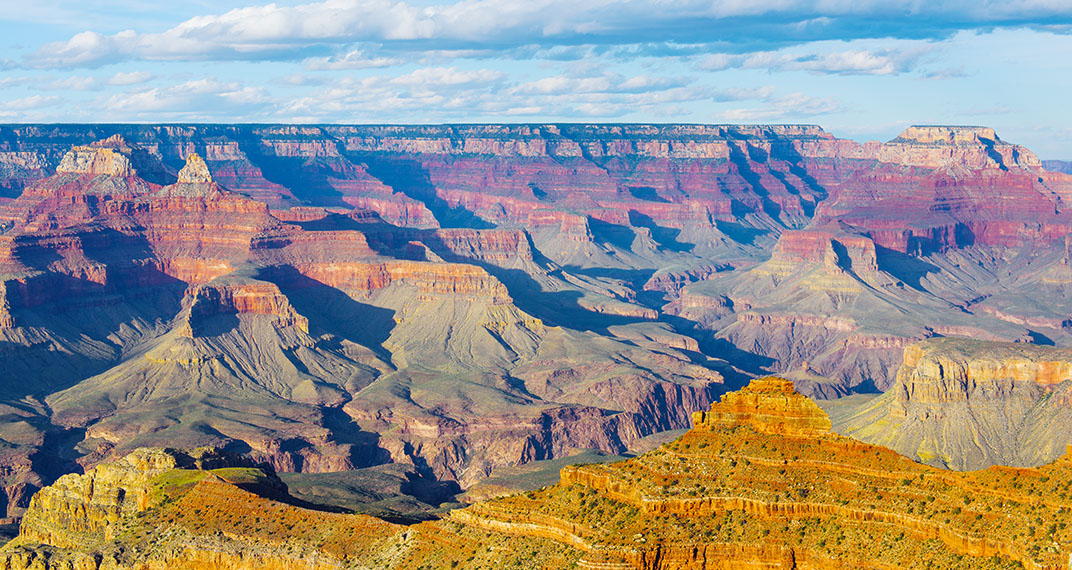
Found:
1045,159 -> 1072,174
55,142 -> 136,178
451,377 -> 1072,569
692,376 -> 832,437
831,337 -> 1072,469
17,447 -> 260,549
0,134 -> 731,518
6,380 -> 1072,569
1,447 -> 410,570
176,152 -> 213,184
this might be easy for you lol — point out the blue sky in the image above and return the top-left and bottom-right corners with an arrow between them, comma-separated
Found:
1,1 -> 1071,157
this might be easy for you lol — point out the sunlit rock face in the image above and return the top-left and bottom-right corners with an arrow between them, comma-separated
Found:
449,378 -> 1072,570
692,377 -> 832,437
832,338 -> 1072,470
8,381 -> 1072,570
176,152 -> 213,184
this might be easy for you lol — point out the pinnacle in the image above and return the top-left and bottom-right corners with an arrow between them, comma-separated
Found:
177,153 -> 213,184
692,376 -> 832,437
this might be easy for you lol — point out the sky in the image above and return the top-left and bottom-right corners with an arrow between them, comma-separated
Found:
0,1 -> 1071,157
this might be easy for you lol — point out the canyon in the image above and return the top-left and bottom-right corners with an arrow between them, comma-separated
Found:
1,123 -> 1072,525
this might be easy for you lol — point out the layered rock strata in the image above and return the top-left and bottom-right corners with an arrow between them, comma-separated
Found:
7,381 -> 1072,569
453,378 -> 1072,569
832,337 -> 1072,469
692,376 -> 832,437
0,136 -> 730,516
1,447 -> 412,570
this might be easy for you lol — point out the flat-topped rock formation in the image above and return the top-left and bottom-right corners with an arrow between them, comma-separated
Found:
54,137 -> 138,178
893,125 -> 1001,144
832,337 -> 1072,470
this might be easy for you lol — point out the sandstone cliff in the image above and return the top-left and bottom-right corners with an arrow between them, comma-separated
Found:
1,447 -> 413,570
16,447 -> 260,549
831,337 -> 1072,469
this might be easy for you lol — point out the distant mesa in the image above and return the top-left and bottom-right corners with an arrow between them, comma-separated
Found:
878,124 -> 1041,169
1043,159 -> 1072,174
89,133 -> 134,149
893,125 -> 1000,144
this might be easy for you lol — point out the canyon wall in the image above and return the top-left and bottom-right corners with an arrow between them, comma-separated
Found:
832,337 -> 1072,469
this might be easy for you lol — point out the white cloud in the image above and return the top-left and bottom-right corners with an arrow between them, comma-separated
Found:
29,30 -> 138,68
719,93 -> 841,121
570,102 -> 625,117
712,85 -> 777,102
304,49 -> 402,70
0,77 -> 30,89
700,45 -> 929,76
279,63 -> 722,122
2,95 -> 62,111
387,66 -> 505,87
279,65 -> 511,119
108,71 -> 154,85
512,75 -> 614,95
502,105 -> 543,115
279,73 -> 329,86
102,78 -> 269,116
511,72 -> 688,95
40,76 -> 98,91
619,75 -> 685,91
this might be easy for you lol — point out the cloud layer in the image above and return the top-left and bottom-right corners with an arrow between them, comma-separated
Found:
22,0 -> 1072,69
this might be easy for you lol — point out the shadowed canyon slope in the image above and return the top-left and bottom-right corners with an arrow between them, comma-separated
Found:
5,379 -> 1072,569
2,124 -> 1072,518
